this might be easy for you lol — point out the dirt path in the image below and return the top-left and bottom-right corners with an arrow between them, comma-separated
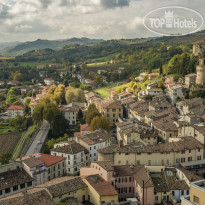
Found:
12,126 -> 32,160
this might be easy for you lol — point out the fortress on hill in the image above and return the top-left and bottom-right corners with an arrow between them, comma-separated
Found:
193,41 -> 205,85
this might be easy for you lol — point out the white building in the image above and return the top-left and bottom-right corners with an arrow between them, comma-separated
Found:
168,85 -> 184,104
59,106 -> 78,125
44,78 -> 55,86
7,105 -> 26,117
51,141 -> 89,175
75,129 -> 112,162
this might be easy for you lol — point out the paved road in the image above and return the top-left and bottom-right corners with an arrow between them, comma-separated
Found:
24,121 -> 50,156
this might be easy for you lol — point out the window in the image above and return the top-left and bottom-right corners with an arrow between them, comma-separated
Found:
74,168 -> 77,172
48,168 -> 50,174
187,190 -> 189,195
197,156 -> 201,160
198,148 -> 200,152
27,182 -> 32,187
20,184 -> 25,189
94,146 -> 96,149
181,158 -> 185,162
188,157 -> 192,161
189,150 -> 191,153
58,171 -> 60,176
193,195 -> 199,204
129,177 -> 132,182
181,150 -> 185,154
53,173 -> 55,178
90,147 -> 92,150
13,185 -> 18,191
113,114 -> 115,117
68,155 -> 70,160
5,188 -> 10,194
74,155 -> 76,159
81,152 -> 83,157
0,190 -> 2,195
58,164 -> 60,169
129,187 -> 132,192
53,166 -> 55,171
163,196 -> 166,200
112,109 -> 116,112
181,190 -> 184,195
172,191 -> 175,196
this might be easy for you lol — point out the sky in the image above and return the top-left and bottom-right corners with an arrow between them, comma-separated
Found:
0,0 -> 204,42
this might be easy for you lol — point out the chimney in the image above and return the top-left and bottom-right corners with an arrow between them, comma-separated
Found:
118,140 -> 123,147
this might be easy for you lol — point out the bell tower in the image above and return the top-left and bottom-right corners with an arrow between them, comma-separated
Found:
196,58 -> 205,85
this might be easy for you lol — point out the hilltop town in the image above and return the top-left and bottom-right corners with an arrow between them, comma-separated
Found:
0,37 -> 205,205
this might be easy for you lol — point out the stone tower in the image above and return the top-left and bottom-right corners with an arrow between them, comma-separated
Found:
196,58 -> 205,85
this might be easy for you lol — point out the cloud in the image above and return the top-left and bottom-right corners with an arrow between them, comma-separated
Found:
0,0 -> 204,42
100,0 -> 129,9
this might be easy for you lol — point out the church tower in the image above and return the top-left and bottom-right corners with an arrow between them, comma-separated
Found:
196,58 -> 205,85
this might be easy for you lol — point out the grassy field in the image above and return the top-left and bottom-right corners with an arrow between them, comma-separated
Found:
0,124 -> 18,134
0,133 -> 22,154
94,81 -> 127,98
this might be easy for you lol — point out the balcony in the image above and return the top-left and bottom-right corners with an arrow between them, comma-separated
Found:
33,167 -> 47,175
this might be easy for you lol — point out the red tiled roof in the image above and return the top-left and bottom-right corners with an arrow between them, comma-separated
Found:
80,124 -> 91,131
37,153 -> 65,167
7,105 -> 25,110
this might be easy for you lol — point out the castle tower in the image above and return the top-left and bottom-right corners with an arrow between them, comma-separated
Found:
196,58 -> 205,85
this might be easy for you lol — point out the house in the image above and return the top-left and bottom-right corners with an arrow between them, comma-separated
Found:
185,73 -> 196,86
100,99 -> 123,126
80,161 -> 154,204
7,80 -> 21,86
22,157 -> 47,186
44,78 -> 55,86
51,141 -> 89,175
97,136 -> 204,167
152,114 -> 179,142
36,64 -> 46,69
80,124 -> 92,135
148,72 -> 159,80
83,174 -> 118,205
136,72 -> 148,80
168,85 -> 184,104
20,153 -> 66,185
75,129 -> 112,162
30,101 -> 38,114
181,179 -> 205,205
0,161 -> 33,199
59,106 -> 78,125
1,175 -> 119,205
150,167 -> 190,204
7,105 -> 26,117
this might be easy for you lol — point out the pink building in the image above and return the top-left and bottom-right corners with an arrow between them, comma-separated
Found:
80,161 -> 154,204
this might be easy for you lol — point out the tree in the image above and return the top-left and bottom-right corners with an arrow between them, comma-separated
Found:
63,79 -> 69,87
51,114 -> 69,137
0,152 -> 12,165
159,64 -> 163,75
9,116 -> 28,130
54,84 -> 66,104
95,75 -> 103,86
48,85 -> 57,95
12,100 -> 23,106
77,109 -> 84,123
43,103 -> 60,123
74,89 -> 85,102
6,89 -> 17,105
27,90 -> 32,97
25,98 -> 31,107
91,116 -> 110,132
13,71 -> 23,81
86,105 -> 101,124
65,90 -> 75,104
80,84 -> 92,91
32,103 -> 44,123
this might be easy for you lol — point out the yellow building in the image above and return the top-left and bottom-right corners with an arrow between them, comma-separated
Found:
98,136 -> 204,167
100,99 -> 123,126
83,174 -> 118,205
181,179 -> 205,205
